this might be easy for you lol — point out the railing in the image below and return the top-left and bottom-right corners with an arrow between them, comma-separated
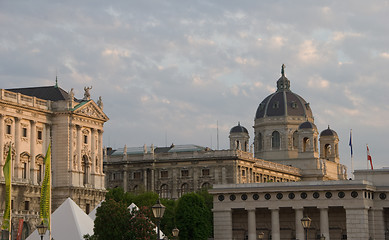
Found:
0,89 -> 50,110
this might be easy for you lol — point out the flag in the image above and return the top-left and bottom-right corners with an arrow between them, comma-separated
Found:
1,146 -> 12,231
349,130 -> 353,157
367,145 -> 373,170
40,144 -> 51,229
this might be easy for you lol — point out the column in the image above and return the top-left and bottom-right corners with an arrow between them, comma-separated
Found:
76,125 -> 82,186
30,120 -> 37,184
247,208 -> 257,240
143,169 -> 148,190
69,124 -> 74,171
294,208 -> 304,240
222,167 -> 226,184
213,209 -> 233,240
0,114 -> 4,178
238,166 -> 241,183
370,207 -> 385,240
91,128 -> 96,175
123,168 -> 128,191
15,117 -> 20,178
151,168 -> 155,192
345,207 -> 369,239
172,168 -> 178,199
271,208 -> 280,240
98,130 -> 103,175
320,207 -> 330,239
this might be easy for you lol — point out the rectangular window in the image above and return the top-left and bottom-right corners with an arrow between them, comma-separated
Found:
22,162 -> 27,179
181,169 -> 189,177
24,201 -> 30,211
202,169 -> 210,176
161,170 -> 168,178
84,135 -> 88,144
242,170 -> 246,177
133,172 -> 141,180
38,165 -> 42,183
86,204 -> 90,214
22,127 -> 27,137
6,125 -> 11,134
37,130 -> 43,140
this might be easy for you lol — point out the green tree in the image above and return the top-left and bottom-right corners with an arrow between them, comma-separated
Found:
85,198 -> 156,240
175,193 -> 212,240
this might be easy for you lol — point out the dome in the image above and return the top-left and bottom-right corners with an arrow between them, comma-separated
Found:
255,65 -> 313,120
230,122 -> 248,134
299,121 -> 317,130
320,126 -> 338,137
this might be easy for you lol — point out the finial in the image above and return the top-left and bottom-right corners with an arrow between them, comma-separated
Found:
328,125 -> 330,129
238,121 -> 240,126
281,64 -> 285,76
55,75 -> 58,88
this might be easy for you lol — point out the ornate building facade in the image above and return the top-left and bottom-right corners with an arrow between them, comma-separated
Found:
104,66 -> 347,200
0,84 -> 108,238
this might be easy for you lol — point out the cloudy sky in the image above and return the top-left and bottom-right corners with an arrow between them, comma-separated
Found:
1,1 -> 388,174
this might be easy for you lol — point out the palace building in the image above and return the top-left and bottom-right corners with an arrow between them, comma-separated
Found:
0,83 -> 108,238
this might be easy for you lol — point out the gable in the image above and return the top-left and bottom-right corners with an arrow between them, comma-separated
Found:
72,100 -> 109,121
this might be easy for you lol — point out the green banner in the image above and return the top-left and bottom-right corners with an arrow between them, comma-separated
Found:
1,147 -> 11,231
39,144 -> 51,229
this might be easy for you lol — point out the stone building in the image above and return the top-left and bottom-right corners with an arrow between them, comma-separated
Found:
210,169 -> 389,240
0,83 -> 108,238
104,66 -> 347,199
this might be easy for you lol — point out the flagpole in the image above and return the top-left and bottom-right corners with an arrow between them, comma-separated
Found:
349,129 -> 354,178
366,144 -> 369,170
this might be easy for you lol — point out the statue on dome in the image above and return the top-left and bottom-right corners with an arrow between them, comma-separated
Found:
281,64 -> 285,76
97,96 -> 104,110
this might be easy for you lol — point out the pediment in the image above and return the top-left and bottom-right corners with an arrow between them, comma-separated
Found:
73,101 -> 109,121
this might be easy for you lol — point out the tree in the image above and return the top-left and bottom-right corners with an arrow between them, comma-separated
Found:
85,198 -> 156,240
175,193 -> 212,240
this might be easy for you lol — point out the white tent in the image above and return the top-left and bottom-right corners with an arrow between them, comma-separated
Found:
26,198 -> 94,240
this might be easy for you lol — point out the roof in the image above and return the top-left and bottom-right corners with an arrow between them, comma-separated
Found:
26,198 -> 94,240
110,144 -> 208,156
320,126 -> 338,137
255,66 -> 313,120
6,85 -> 72,101
299,121 -> 317,130
230,122 -> 249,134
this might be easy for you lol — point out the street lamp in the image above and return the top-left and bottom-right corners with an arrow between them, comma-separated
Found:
301,216 -> 311,240
258,232 -> 265,239
152,199 -> 166,240
36,221 -> 48,240
172,227 -> 179,239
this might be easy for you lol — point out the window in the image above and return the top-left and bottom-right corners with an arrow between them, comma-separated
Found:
6,125 -> 11,134
37,130 -> 43,140
24,201 -> 30,211
22,162 -> 27,179
272,131 -> 280,149
256,133 -> 262,151
160,170 -> 168,178
181,169 -> 189,177
202,169 -> 210,177
160,184 -> 170,199
303,137 -> 310,152
179,183 -> 189,197
22,128 -> 27,137
86,204 -> 90,214
133,172 -> 141,180
84,135 -> 88,144
201,182 -> 211,189
293,131 -> 298,149
37,164 -> 42,183
242,169 -> 246,177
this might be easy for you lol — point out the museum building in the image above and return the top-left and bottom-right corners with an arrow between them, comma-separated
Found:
0,83 -> 108,238
210,66 -> 389,240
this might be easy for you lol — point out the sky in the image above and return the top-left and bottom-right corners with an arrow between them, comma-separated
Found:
1,1 -> 388,174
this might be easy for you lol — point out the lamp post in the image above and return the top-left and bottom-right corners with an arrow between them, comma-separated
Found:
36,221 -> 48,240
152,199 -> 166,240
172,227 -> 179,239
301,216 -> 311,240
258,232 -> 265,239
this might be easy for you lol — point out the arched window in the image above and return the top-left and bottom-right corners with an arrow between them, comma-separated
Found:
293,131 -> 298,149
236,140 -> 240,150
160,184 -> 170,199
272,131 -> 280,149
324,144 -> 331,159
133,185 -> 138,193
179,183 -> 189,197
201,182 -> 211,189
303,137 -> 310,152
257,133 -> 263,151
